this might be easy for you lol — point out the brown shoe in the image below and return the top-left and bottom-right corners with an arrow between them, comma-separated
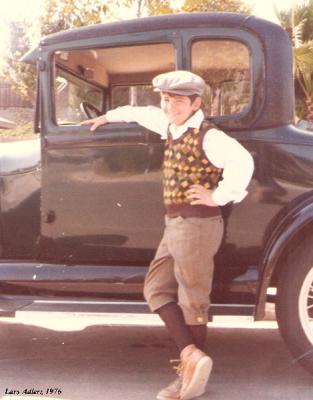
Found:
179,344 -> 213,400
156,377 -> 182,400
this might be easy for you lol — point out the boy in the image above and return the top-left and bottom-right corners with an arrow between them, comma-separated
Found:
82,70 -> 254,400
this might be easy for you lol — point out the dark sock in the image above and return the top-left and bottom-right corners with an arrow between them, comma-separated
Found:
188,324 -> 207,351
156,302 -> 194,353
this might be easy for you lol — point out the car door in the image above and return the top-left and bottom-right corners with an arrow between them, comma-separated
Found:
39,40 -> 177,265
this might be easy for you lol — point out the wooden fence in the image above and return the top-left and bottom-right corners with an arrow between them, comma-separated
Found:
0,79 -> 32,108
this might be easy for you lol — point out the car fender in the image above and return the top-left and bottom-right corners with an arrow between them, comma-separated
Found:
0,139 -> 41,175
255,194 -> 313,320
0,139 -> 41,259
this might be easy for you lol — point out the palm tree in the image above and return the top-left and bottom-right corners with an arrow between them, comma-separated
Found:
275,1 -> 313,126
294,41 -> 313,124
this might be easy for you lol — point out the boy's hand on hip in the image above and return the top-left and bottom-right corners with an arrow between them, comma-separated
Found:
80,115 -> 108,131
186,184 -> 218,207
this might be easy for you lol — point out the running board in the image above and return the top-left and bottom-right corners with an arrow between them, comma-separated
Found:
0,296 -> 255,318
0,296 -> 34,317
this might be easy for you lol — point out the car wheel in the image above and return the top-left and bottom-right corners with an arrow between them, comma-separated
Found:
276,236 -> 313,375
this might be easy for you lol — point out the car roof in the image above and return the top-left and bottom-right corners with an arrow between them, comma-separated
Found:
22,12 -> 286,62
41,12 -> 250,45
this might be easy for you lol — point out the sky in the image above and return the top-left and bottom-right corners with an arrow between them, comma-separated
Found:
0,0 -> 307,68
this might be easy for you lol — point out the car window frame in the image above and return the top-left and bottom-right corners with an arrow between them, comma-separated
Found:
41,31 -> 181,137
182,27 -> 265,130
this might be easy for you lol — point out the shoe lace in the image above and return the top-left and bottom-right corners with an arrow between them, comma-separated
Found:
170,359 -> 183,377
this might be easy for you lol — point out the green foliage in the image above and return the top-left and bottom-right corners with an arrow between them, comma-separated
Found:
276,1 -> 313,121
295,42 -> 313,98
292,0 -> 313,42
295,95 -> 307,120
2,20 -> 37,104
107,0 -> 250,18
105,0 -> 174,18
3,0 -> 108,105
146,0 -> 174,15
0,122 -> 37,142
182,0 -> 251,14
40,0 -> 107,36
275,3 -> 313,46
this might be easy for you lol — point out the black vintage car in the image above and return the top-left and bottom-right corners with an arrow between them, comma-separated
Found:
2,12 -> 313,374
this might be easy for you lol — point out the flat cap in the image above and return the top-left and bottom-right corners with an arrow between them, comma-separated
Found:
152,70 -> 205,96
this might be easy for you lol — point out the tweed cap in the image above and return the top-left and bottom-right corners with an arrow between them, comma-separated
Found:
152,70 -> 205,96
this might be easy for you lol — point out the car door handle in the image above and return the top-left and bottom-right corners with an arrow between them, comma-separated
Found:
43,210 -> 56,223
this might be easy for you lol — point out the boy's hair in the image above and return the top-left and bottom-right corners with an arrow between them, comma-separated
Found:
165,92 -> 200,104
188,94 -> 201,104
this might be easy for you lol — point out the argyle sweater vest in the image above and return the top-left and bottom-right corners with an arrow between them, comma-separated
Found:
163,120 -> 223,218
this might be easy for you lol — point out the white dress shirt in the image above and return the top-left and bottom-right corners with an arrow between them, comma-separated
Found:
106,106 -> 254,206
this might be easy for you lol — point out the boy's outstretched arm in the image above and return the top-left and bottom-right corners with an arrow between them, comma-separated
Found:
81,105 -> 168,137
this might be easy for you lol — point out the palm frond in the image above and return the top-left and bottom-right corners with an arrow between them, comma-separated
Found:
294,19 -> 306,47
294,42 -> 313,99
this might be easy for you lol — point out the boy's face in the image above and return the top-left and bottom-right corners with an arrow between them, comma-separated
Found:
160,92 -> 201,126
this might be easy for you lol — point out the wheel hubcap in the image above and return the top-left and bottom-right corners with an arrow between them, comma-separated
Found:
299,267 -> 313,344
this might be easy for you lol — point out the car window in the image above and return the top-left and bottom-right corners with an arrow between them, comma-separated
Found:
191,39 -> 251,117
112,85 -> 161,108
54,67 -> 103,124
53,43 -> 175,124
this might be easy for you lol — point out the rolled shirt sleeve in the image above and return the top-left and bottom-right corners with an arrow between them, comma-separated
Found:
203,129 -> 254,206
